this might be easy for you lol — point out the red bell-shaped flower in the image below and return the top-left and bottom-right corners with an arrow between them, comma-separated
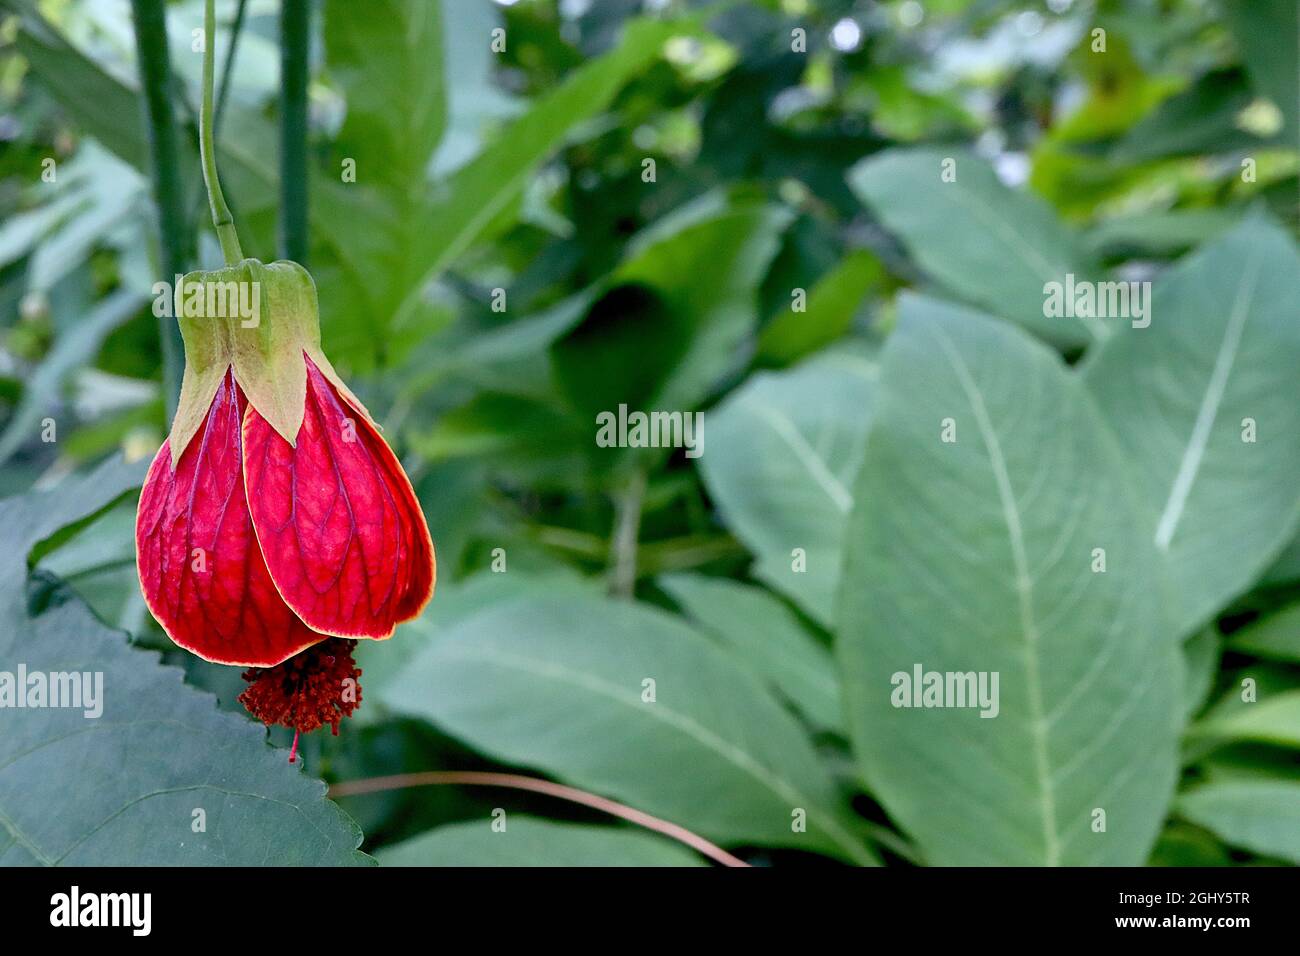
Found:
135,260 -> 434,735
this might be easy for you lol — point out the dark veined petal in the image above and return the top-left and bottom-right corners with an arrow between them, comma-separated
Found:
135,370 -> 327,666
241,354 -> 435,639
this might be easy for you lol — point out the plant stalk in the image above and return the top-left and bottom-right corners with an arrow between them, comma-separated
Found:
201,0 -> 244,265
129,0 -> 188,418
279,0 -> 310,263
607,469 -> 647,599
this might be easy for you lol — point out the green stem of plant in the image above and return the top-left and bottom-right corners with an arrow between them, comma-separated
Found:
279,0 -> 310,263
129,0 -> 188,418
183,0 -> 246,229
607,469 -> 646,599
201,0 -> 243,265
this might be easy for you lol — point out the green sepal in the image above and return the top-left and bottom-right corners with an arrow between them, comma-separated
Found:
168,259 -> 371,467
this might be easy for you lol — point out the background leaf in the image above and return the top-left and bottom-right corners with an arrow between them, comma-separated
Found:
393,18 -> 694,329
552,199 -> 791,420
850,148 -> 1102,348
378,815 -> 705,867
0,289 -> 146,466
1082,215 -> 1300,639
1220,0 -> 1299,145
756,249 -> 880,367
1191,690 -> 1300,750
1227,603 -> 1300,663
698,349 -> 877,626
659,572 -> 841,733
1177,781 -> 1300,864
838,295 -> 1180,865
323,0 -> 445,199
380,592 -> 875,863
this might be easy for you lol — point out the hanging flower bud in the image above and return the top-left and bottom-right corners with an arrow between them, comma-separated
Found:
136,260 -> 435,738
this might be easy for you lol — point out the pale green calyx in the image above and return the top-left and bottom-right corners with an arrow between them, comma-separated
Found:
167,258 -> 372,467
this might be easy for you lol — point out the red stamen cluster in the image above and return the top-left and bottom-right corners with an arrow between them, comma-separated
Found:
238,638 -> 362,735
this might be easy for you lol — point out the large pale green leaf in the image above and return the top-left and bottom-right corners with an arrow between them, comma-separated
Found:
379,816 -> 705,867
354,569 -> 600,717
1182,628 -> 1220,721
1082,215 -> 1300,639
838,294 -> 1180,865
849,147 -> 1102,348
659,573 -> 842,733
0,460 -> 368,866
380,593 -> 876,864
1177,781 -> 1300,864
698,350 -> 877,627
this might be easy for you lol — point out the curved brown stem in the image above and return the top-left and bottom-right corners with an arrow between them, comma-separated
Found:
329,770 -> 751,868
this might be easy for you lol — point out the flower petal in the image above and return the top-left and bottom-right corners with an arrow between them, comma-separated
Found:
241,354 -> 435,638
135,370 -> 326,666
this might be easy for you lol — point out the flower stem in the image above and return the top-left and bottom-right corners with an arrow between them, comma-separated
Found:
201,0 -> 243,265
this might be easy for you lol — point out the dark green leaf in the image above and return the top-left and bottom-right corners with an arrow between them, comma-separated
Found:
757,249 -> 880,366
